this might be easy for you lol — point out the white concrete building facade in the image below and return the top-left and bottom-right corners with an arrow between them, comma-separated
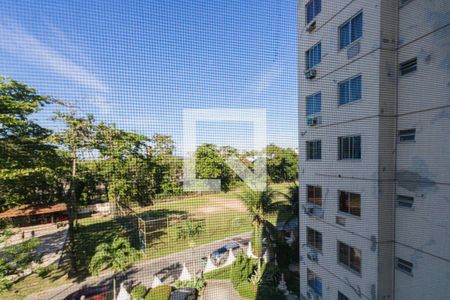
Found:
298,1 -> 450,299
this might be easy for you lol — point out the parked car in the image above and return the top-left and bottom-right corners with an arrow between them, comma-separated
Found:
169,287 -> 197,300
210,242 -> 240,265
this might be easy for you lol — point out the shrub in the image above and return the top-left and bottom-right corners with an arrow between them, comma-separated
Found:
131,284 -> 148,299
145,285 -> 171,300
204,265 -> 232,280
262,264 -> 280,286
256,286 -> 285,300
231,253 -> 258,287
174,277 -> 205,291
35,264 -> 57,278
176,221 -> 205,240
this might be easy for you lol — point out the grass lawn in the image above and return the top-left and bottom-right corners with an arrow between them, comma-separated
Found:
0,182 -> 295,299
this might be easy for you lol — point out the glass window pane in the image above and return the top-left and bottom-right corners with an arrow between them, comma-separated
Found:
306,1 -> 314,23
306,95 -> 314,116
338,242 -> 349,265
353,136 -> 361,158
315,93 -> 321,114
339,191 -> 349,213
340,22 -> 350,49
351,13 -> 363,42
351,76 -> 362,101
315,0 -> 321,17
343,137 -> 350,159
350,247 -> 362,273
350,193 -> 361,216
339,81 -> 349,105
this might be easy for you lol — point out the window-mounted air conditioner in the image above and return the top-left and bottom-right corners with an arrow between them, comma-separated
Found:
305,68 -> 317,79
306,21 -> 316,33
307,116 -> 321,127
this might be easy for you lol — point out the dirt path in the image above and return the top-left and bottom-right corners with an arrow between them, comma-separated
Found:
203,280 -> 245,300
193,196 -> 246,216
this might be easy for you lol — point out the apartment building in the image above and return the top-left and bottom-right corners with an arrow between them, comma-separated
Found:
298,1 -> 450,299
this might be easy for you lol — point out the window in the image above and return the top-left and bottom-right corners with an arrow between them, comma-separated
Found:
307,140 -> 322,160
338,291 -> 350,300
339,191 -> 361,216
398,129 -> 415,142
338,241 -> 361,273
307,227 -> 323,251
306,92 -> 321,116
306,0 -> 321,24
397,195 -> 414,208
339,12 -> 363,49
306,42 -> 321,69
338,75 -> 362,105
400,57 -> 417,75
307,269 -> 322,296
338,135 -> 361,160
307,185 -> 322,206
396,257 -> 413,275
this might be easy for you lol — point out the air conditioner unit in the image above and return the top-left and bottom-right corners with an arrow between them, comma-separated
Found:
302,203 -> 315,216
304,68 -> 317,79
307,116 -> 321,127
336,216 -> 346,226
307,249 -> 319,262
306,21 -> 316,33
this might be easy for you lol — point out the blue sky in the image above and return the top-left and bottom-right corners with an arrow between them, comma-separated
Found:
0,0 -> 298,151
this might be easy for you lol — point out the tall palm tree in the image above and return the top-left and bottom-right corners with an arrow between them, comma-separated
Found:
281,182 -> 299,229
239,187 -> 279,257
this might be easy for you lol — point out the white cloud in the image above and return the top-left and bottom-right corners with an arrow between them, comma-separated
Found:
0,19 -> 109,109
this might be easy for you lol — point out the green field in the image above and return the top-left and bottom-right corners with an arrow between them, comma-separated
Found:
1,183 -> 294,299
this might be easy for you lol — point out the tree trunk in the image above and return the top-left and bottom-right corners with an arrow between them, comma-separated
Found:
252,223 -> 264,257
67,147 -> 78,277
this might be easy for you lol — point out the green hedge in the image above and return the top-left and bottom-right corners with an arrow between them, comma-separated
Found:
145,285 -> 171,300
204,265 -> 232,280
131,284 -> 147,299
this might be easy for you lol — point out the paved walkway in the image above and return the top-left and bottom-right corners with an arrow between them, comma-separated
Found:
25,232 -> 251,300
203,280 -> 245,300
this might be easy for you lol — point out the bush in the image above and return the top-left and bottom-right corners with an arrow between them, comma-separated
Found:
174,277 -> 205,291
145,285 -> 171,300
35,264 -> 57,278
256,286 -> 285,300
131,284 -> 148,299
176,221 -> 205,240
204,265 -> 232,280
231,253 -> 257,287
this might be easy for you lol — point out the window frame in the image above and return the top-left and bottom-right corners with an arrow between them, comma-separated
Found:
399,57 -> 417,76
337,240 -> 362,274
398,128 -> 416,142
305,42 -> 322,70
338,291 -> 350,300
338,74 -> 362,106
307,268 -> 322,296
306,92 -> 322,117
306,140 -> 322,160
305,0 -> 321,25
397,195 -> 414,209
338,11 -> 363,50
396,257 -> 414,276
338,135 -> 361,160
307,185 -> 322,206
338,190 -> 361,217
307,226 -> 323,252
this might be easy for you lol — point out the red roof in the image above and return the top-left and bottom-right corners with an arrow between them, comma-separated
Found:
0,203 -> 67,219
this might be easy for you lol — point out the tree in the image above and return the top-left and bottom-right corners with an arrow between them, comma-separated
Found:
194,144 -> 234,192
281,183 -> 299,227
0,77 -> 62,210
239,187 -> 280,257
95,123 -> 155,207
149,134 -> 182,195
265,144 -> 298,183
51,112 -> 96,276
88,236 -> 140,275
